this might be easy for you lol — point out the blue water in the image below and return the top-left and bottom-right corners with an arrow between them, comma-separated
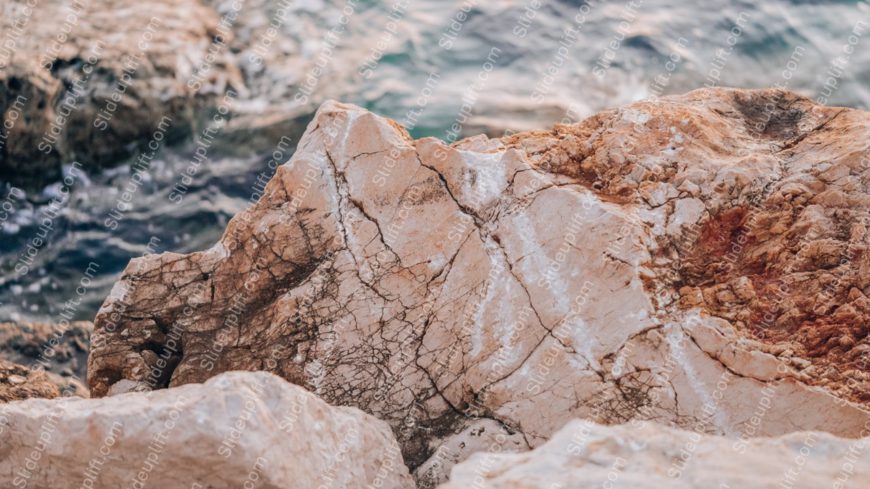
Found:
2,0 -> 869,321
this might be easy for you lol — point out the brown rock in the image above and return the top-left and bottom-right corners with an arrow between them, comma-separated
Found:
0,321 -> 91,397
0,0 -> 243,187
0,359 -> 60,402
88,88 -> 870,486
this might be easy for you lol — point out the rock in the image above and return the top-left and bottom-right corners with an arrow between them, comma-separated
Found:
0,371 -> 414,489
414,419 -> 528,486
106,379 -> 147,396
2,0 -> 419,188
0,359 -> 60,402
0,321 -> 91,397
88,88 -> 870,486
437,419 -> 870,489
0,0 -> 243,188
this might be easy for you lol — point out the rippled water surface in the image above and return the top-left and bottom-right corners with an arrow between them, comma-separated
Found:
2,0 -> 869,321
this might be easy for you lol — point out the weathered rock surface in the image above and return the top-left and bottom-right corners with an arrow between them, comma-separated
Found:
0,321 -> 92,382
438,419 -> 870,489
0,359 -> 60,402
88,88 -> 870,485
0,0 -> 243,187
0,371 -> 414,489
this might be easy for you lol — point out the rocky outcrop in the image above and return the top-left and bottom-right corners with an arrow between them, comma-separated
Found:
0,321 -> 92,381
438,419 -> 870,489
1,0 -> 402,187
2,0 -> 428,188
0,359 -> 60,402
0,321 -> 91,399
0,371 -> 414,489
0,0 -> 243,187
88,88 -> 870,485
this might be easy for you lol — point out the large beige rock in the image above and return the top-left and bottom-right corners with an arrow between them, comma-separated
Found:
438,419 -> 870,489
0,371 -> 414,489
88,88 -> 870,486
0,0 -> 242,187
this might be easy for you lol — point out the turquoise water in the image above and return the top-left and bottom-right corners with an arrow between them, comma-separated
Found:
2,0 -> 869,321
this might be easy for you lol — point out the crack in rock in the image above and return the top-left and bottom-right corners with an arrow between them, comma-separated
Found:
88,89 -> 870,486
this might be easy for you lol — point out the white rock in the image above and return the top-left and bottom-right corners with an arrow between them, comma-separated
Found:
0,372 -> 414,489
438,420 -> 870,489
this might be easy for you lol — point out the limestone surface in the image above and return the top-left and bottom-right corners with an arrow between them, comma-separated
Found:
0,371 -> 414,489
87,88 -> 870,486
438,420 -> 870,489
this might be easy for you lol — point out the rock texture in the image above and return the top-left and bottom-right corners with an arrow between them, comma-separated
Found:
0,321 -> 92,381
0,371 -> 414,489
438,419 -> 870,489
88,88 -> 870,485
0,359 -> 60,402
0,0 -> 242,187
0,321 -> 91,399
